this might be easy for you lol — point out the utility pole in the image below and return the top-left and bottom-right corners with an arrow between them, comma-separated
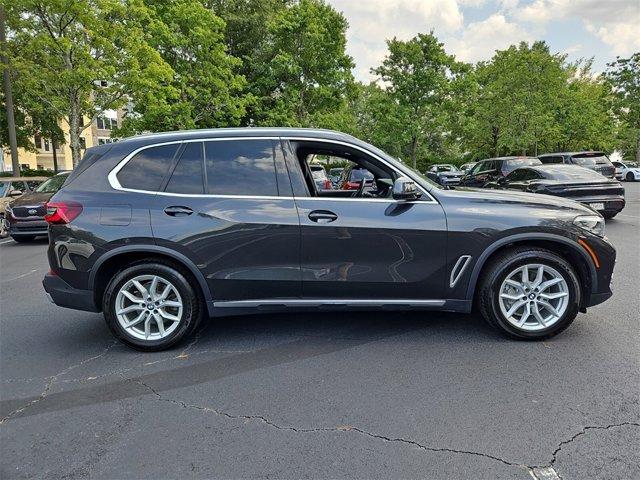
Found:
1,5 -> 20,175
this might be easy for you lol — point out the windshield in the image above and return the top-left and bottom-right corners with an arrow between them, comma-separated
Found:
543,167 -> 604,180
0,182 -> 9,196
572,154 -> 609,166
504,158 -> 542,173
35,174 -> 68,193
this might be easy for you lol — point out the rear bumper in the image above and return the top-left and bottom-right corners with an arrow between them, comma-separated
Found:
42,272 -> 99,312
8,219 -> 48,236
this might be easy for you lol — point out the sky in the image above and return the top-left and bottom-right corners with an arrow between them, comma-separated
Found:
326,0 -> 640,81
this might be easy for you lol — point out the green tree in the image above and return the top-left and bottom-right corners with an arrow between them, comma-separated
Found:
606,53 -> 640,163
556,59 -> 615,152
119,0 -> 249,135
251,0 -> 355,128
8,0 -> 172,165
372,33 -> 465,170
469,42 -> 568,158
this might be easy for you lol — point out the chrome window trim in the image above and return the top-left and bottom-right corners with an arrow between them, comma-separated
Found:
107,135 -> 437,204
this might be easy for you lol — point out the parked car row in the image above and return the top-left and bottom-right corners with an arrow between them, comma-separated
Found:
423,151 -> 628,219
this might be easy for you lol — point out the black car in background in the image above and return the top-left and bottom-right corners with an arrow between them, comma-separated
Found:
42,128 -> 615,350
537,151 -> 615,178
5,173 -> 70,242
426,164 -> 464,186
459,156 -> 542,187
487,165 -> 625,219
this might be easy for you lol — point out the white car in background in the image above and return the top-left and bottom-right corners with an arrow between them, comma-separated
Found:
612,161 -> 640,182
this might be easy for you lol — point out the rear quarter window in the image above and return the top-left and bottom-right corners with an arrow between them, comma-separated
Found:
117,144 -> 179,191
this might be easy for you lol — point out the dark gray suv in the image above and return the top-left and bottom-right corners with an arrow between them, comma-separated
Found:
43,128 -> 615,350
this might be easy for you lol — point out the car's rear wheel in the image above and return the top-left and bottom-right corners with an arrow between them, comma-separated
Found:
103,262 -> 203,351
12,235 -> 36,243
478,247 -> 581,339
626,172 -> 635,182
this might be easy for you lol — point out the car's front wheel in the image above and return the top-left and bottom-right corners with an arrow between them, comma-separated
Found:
103,262 -> 203,351
626,172 -> 636,182
478,247 -> 581,339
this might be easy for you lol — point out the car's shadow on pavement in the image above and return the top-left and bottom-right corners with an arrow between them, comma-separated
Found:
1,310 -> 502,422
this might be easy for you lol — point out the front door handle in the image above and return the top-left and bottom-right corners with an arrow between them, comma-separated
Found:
164,206 -> 193,217
308,210 -> 338,223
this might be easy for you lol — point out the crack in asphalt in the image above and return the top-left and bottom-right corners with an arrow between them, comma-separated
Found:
126,375 -> 640,478
126,375 -> 528,471
540,421 -> 640,478
0,341 -> 118,424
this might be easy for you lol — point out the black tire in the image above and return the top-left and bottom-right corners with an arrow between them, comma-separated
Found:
602,211 -> 617,219
478,247 -> 581,340
102,262 -> 204,351
12,235 -> 36,243
626,172 -> 635,182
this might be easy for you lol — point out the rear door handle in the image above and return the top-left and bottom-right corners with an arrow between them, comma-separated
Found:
164,206 -> 193,217
308,210 -> 338,223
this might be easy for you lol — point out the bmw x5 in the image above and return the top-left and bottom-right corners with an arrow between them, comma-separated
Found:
42,128 -> 616,350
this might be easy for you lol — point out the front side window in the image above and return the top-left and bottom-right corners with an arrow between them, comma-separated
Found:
165,142 -> 205,194
205,140 -> 278,196
117,144 -> 179,191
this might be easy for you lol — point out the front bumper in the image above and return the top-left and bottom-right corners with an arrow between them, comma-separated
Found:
43,272 -> 99,312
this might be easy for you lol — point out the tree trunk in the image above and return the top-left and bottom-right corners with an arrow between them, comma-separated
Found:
51,137 -> 58,173
410,136 -> 418,169
636,133 -> 640,164
68,97 -> 82,166
1,6 -> 20,174
491,126 -> 499,157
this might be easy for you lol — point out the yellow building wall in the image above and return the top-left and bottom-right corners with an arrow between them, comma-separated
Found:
2,118 -> 97,173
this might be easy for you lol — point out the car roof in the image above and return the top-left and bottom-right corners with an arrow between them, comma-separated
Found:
120,127 -> 357,146
538,151 -> 605,157
479,156 -> 539,163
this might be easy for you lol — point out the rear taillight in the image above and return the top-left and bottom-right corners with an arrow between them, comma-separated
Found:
323,179 -> 332,189
345,181 -> 360,190
44,201 -> 83,224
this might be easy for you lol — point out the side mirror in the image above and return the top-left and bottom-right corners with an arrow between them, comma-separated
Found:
393,176 -> 421,200
9,189 -> 22,197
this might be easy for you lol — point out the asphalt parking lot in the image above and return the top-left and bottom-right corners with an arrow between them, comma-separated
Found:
1,184 -> 638,480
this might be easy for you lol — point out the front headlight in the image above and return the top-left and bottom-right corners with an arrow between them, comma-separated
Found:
573,215 -> 605,237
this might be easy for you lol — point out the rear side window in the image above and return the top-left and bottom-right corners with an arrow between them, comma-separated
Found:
117,144 -> 179,191
165,142 -> 204,194
205,140 -> 278,196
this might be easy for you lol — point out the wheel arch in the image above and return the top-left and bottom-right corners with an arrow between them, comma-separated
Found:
466,233 -> 597,307
89,245 -> 214,315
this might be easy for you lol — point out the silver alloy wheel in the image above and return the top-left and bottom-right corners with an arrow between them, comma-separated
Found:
498,264 -> 569,332
115,274 -> 183,341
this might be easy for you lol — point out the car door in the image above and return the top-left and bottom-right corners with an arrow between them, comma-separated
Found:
463,161 -> 496,187
283,140 -> 448,301
151,138 -> 301,302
